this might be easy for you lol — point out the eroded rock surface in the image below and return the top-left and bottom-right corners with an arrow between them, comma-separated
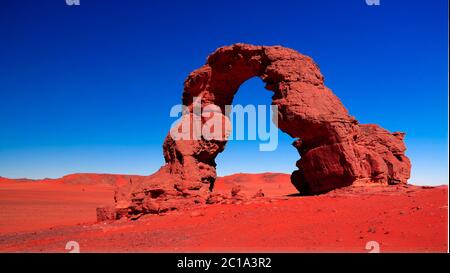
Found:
114,44 -> 411,219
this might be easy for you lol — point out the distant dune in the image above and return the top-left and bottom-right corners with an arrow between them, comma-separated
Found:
0,173 -> 145,186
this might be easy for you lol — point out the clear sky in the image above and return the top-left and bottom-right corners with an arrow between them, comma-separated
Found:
0,0 -> 448,185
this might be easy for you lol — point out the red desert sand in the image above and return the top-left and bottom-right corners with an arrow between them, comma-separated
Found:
0,173 -> 447,253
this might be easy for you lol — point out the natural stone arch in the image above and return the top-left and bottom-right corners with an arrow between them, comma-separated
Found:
114,44 -> 411,219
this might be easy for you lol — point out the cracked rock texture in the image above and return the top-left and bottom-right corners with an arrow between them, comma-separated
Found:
114,44 -> 411,219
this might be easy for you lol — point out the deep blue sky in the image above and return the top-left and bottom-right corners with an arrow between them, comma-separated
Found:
0,0 -> 448,185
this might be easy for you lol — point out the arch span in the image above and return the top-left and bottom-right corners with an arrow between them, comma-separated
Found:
114,44 -> 411,218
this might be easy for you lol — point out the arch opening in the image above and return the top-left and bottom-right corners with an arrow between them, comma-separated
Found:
214,76 -> 298,196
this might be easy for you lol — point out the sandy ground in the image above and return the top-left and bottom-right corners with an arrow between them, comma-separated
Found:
0,181 -> 115,234
0,173 -> 447,252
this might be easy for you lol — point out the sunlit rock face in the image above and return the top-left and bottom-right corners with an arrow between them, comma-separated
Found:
114,43 -> 411,219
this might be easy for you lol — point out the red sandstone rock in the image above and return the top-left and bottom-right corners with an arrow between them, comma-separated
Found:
231,185 -> 241,197
253,189 -> 265,198
114,43 -> 411,218
96,206 -> 116,222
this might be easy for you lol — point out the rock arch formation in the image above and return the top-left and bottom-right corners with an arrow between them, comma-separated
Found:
114,44 -> 411,219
